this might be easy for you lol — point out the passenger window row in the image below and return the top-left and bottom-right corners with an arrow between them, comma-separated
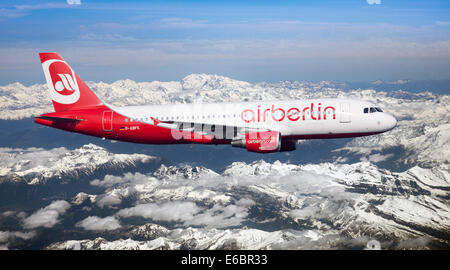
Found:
124,114 -> 240,122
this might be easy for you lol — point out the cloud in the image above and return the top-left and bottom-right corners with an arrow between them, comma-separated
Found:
0,231 -> 36,243
22,200 -> 70,229
96,193 -> 123,208
0,8 -> 29,19
1,211 -> 16,218
360,153 -> 394,163
436,21 -> 450,26
0,230 -> 36,250
0,146 -> 68,175
184,204 -> 249,228
117,201 -> 201,222
117,200 -> 249,228
110,163 -> 360,229
76,216 -> 121,231
90,172 -> 152,188
67,0 -> 82,5
104,162 -> 361,230
0,3 -> 71,19
366,0 -> 381,4
91,173 -> 157,208
395,236 -> 432,249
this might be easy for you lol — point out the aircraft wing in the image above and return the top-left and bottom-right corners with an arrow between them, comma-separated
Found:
149,117 -> 270,139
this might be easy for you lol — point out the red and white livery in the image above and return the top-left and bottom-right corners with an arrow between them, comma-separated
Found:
35,53 -> 397,153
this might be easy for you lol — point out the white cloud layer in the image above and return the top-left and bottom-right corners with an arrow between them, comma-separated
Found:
116,200 -> 250,229
0,231 -> 36,243
367,0 -> 381,4
90,172 -> 152,188
76,216 -> 121,231
117,202 -> 201,222
22,200 -> 70,229
184,204 -> 249,228
360,153 -> 394,163
67,0 -> 82,5
96,193 -> 123,208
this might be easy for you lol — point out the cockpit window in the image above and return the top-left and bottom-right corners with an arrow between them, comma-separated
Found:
364,107 -> 383,113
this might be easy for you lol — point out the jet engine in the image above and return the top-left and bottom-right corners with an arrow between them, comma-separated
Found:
231,131 -> 296,153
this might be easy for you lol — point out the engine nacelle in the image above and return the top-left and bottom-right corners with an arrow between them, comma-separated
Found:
231,131 -> 281,153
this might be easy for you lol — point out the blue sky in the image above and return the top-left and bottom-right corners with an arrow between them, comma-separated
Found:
1,0 -> 450,84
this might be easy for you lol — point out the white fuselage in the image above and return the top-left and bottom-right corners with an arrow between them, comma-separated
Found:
110,98 -> 397,139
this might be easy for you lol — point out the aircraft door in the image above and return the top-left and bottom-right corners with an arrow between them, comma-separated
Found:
102,111 -> 113,131
340,103 -> 351,123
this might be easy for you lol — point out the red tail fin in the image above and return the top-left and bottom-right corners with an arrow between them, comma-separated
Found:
39,52 -> 104,112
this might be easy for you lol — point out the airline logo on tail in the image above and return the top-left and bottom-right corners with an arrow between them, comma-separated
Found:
42,59 -> 80,104
55,73 -> 76,92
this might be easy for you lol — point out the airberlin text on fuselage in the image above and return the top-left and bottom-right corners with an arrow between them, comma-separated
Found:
241,103 -> 336,123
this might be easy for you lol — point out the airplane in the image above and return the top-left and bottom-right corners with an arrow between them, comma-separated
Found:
35,52 -> 397,153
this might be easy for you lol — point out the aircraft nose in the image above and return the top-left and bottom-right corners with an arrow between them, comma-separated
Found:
384,114 -> 397,130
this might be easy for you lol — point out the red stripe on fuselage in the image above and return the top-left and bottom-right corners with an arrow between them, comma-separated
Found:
35,105 -> 226,145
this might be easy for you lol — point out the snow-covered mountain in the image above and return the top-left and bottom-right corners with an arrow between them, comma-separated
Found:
46,226 -> 308,250
44,160 -> 449,250
0,144 -> 160,185
0,74 -> 447,119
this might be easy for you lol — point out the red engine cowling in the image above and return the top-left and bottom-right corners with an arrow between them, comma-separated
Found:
231,131 -> 281,153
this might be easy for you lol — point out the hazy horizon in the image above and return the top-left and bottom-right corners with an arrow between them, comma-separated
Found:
1,0 -> 450,84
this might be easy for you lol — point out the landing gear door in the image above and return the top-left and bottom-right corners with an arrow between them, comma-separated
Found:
340,103 -> 351,123
102,111 -> 113,131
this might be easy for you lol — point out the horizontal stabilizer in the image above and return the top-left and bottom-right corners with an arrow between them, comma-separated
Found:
35,116 -> 83,122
